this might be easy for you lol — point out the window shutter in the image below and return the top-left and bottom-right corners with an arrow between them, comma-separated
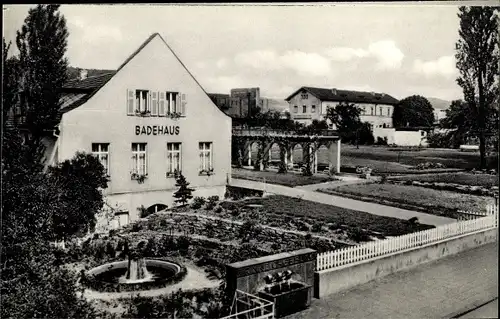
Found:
159,92 -> 165,116
127,89 -> 135,115
181,93 -> 187,115
176,93 -> 181,114
151,92 -> 158,116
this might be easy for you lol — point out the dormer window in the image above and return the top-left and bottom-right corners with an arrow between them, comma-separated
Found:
301,93 -> 308,100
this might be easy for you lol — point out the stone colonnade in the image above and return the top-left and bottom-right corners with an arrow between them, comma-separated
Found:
234,137 -> 341,174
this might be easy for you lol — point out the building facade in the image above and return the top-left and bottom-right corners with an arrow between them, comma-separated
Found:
285,87 -> 399,131
208,87 -> 275,119
53,33 -> 231,226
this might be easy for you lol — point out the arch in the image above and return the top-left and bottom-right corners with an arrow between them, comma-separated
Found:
267,141 -> 282,167
147,203 -> 168,215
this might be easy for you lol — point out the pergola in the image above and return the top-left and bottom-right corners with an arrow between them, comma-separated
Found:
232,128 -> 341,174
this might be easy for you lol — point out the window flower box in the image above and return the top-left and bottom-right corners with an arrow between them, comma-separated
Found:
166,170 -> 181,179
199,168 -> 214,176
135,109 -> 151,117
131,172 -> 148,183
166,112 -> 183,119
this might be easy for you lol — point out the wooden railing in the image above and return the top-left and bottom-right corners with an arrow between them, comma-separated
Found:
317,204 -> 498,271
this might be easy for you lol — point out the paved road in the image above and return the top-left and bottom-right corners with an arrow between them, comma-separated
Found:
456,298 -> 498,318
230,178 -> 456,226
286,242 -> 498,319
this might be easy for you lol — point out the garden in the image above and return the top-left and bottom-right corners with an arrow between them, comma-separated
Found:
319,182 -> 493,219
56,187 -> 435,318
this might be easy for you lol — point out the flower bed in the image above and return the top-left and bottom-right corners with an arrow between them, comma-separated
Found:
217,195 -> 433,237
388,172 -> 498,188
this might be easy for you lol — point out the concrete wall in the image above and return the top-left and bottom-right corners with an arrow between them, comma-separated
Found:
226,248 -> 316,297
314,228 -> 497,298
59,34 -> 232,222
394,130 -> 428,147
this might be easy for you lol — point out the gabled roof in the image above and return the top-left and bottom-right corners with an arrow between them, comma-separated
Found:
59,32 -> 216,116
285,86 -> 399,105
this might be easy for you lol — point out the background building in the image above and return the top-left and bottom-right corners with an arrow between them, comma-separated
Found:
285,87 -> 399,130
41,33 -> 231,226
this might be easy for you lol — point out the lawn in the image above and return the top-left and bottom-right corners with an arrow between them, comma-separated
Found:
320,183 -> 492,217
220,195 -> 433,237
232,167 -> 337,187
342,145 -> 498,170
389,172 -> 499,187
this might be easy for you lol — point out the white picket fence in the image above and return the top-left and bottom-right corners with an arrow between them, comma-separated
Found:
317,203 -> 498,271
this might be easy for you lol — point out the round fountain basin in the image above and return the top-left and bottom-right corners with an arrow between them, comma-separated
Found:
83,259 -> 186,293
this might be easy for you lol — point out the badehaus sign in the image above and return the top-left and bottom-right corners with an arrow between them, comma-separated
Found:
135,125 -> 180,136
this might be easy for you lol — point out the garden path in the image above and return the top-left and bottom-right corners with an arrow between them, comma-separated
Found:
295,174 -> 378,191
229,178 -> 456,226
285,242 -> 498,319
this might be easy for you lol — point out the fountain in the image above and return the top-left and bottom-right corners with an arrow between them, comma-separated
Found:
82,240 -> 187,293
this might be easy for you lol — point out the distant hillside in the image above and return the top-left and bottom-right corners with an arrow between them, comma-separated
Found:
265,98 -> 289,112
427,97 -> 451,110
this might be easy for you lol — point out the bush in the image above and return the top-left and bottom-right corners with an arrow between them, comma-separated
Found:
205,196 -> 219,210
296,220 -> 311,232
191,197 -> 206,209
311,222 -> 324,233
238,220 -> 261,243
214,206 -> 223,214
137,205 -> 150,218
348,227 -> 371,242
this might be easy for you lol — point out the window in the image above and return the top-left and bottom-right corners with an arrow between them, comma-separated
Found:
301,93 -> 308,99
302,105 -> 307,113
379,107 -> 382,116
166,92 -> 178,114
135,90 -> 150,113
311,105 -> 316,113
371,107 -> 374,115
131,143 -> 147,176
387,107 -> 391,117
166,143 -> 182,177
199,142 -> 213,174
293,105 -> 298,113
92,143 -> 109,176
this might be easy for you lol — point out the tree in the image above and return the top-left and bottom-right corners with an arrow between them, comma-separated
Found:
173,173 -> 195,206
455,6 -> 499,169
48,152 -> 109,241
15,4 -> 69,141
440,99 -> 479,148
2,38 -> 20,129
392,95 -> 435,128
325,102 -> 366,144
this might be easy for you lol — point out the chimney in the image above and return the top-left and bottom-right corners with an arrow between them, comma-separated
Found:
79,69 -> 88,80
332,88 -> 337,95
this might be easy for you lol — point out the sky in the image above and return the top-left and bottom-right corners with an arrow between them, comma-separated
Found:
3,4 -> 473,101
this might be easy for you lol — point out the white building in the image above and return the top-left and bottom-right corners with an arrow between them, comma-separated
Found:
53,33 -> 232,227
285,87 -> 399,132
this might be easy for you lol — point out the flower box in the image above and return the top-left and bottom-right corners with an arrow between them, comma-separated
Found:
258,281 -> 312,318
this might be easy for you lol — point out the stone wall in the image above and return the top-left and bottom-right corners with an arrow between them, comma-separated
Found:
226,248 -> 316,297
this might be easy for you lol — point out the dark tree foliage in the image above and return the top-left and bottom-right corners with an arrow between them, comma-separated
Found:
173,173 -> 195,206
455,6 -> 499,168
48,152 -> 109,240
325,102 -> 374,145
2,38 -> 20,129
439,100 -> 480,148
392,95 -> 435,128
15,4 -> 69,141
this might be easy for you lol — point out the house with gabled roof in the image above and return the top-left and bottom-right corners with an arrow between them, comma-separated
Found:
285,87 -> 399,131
16,33 -> 232,226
